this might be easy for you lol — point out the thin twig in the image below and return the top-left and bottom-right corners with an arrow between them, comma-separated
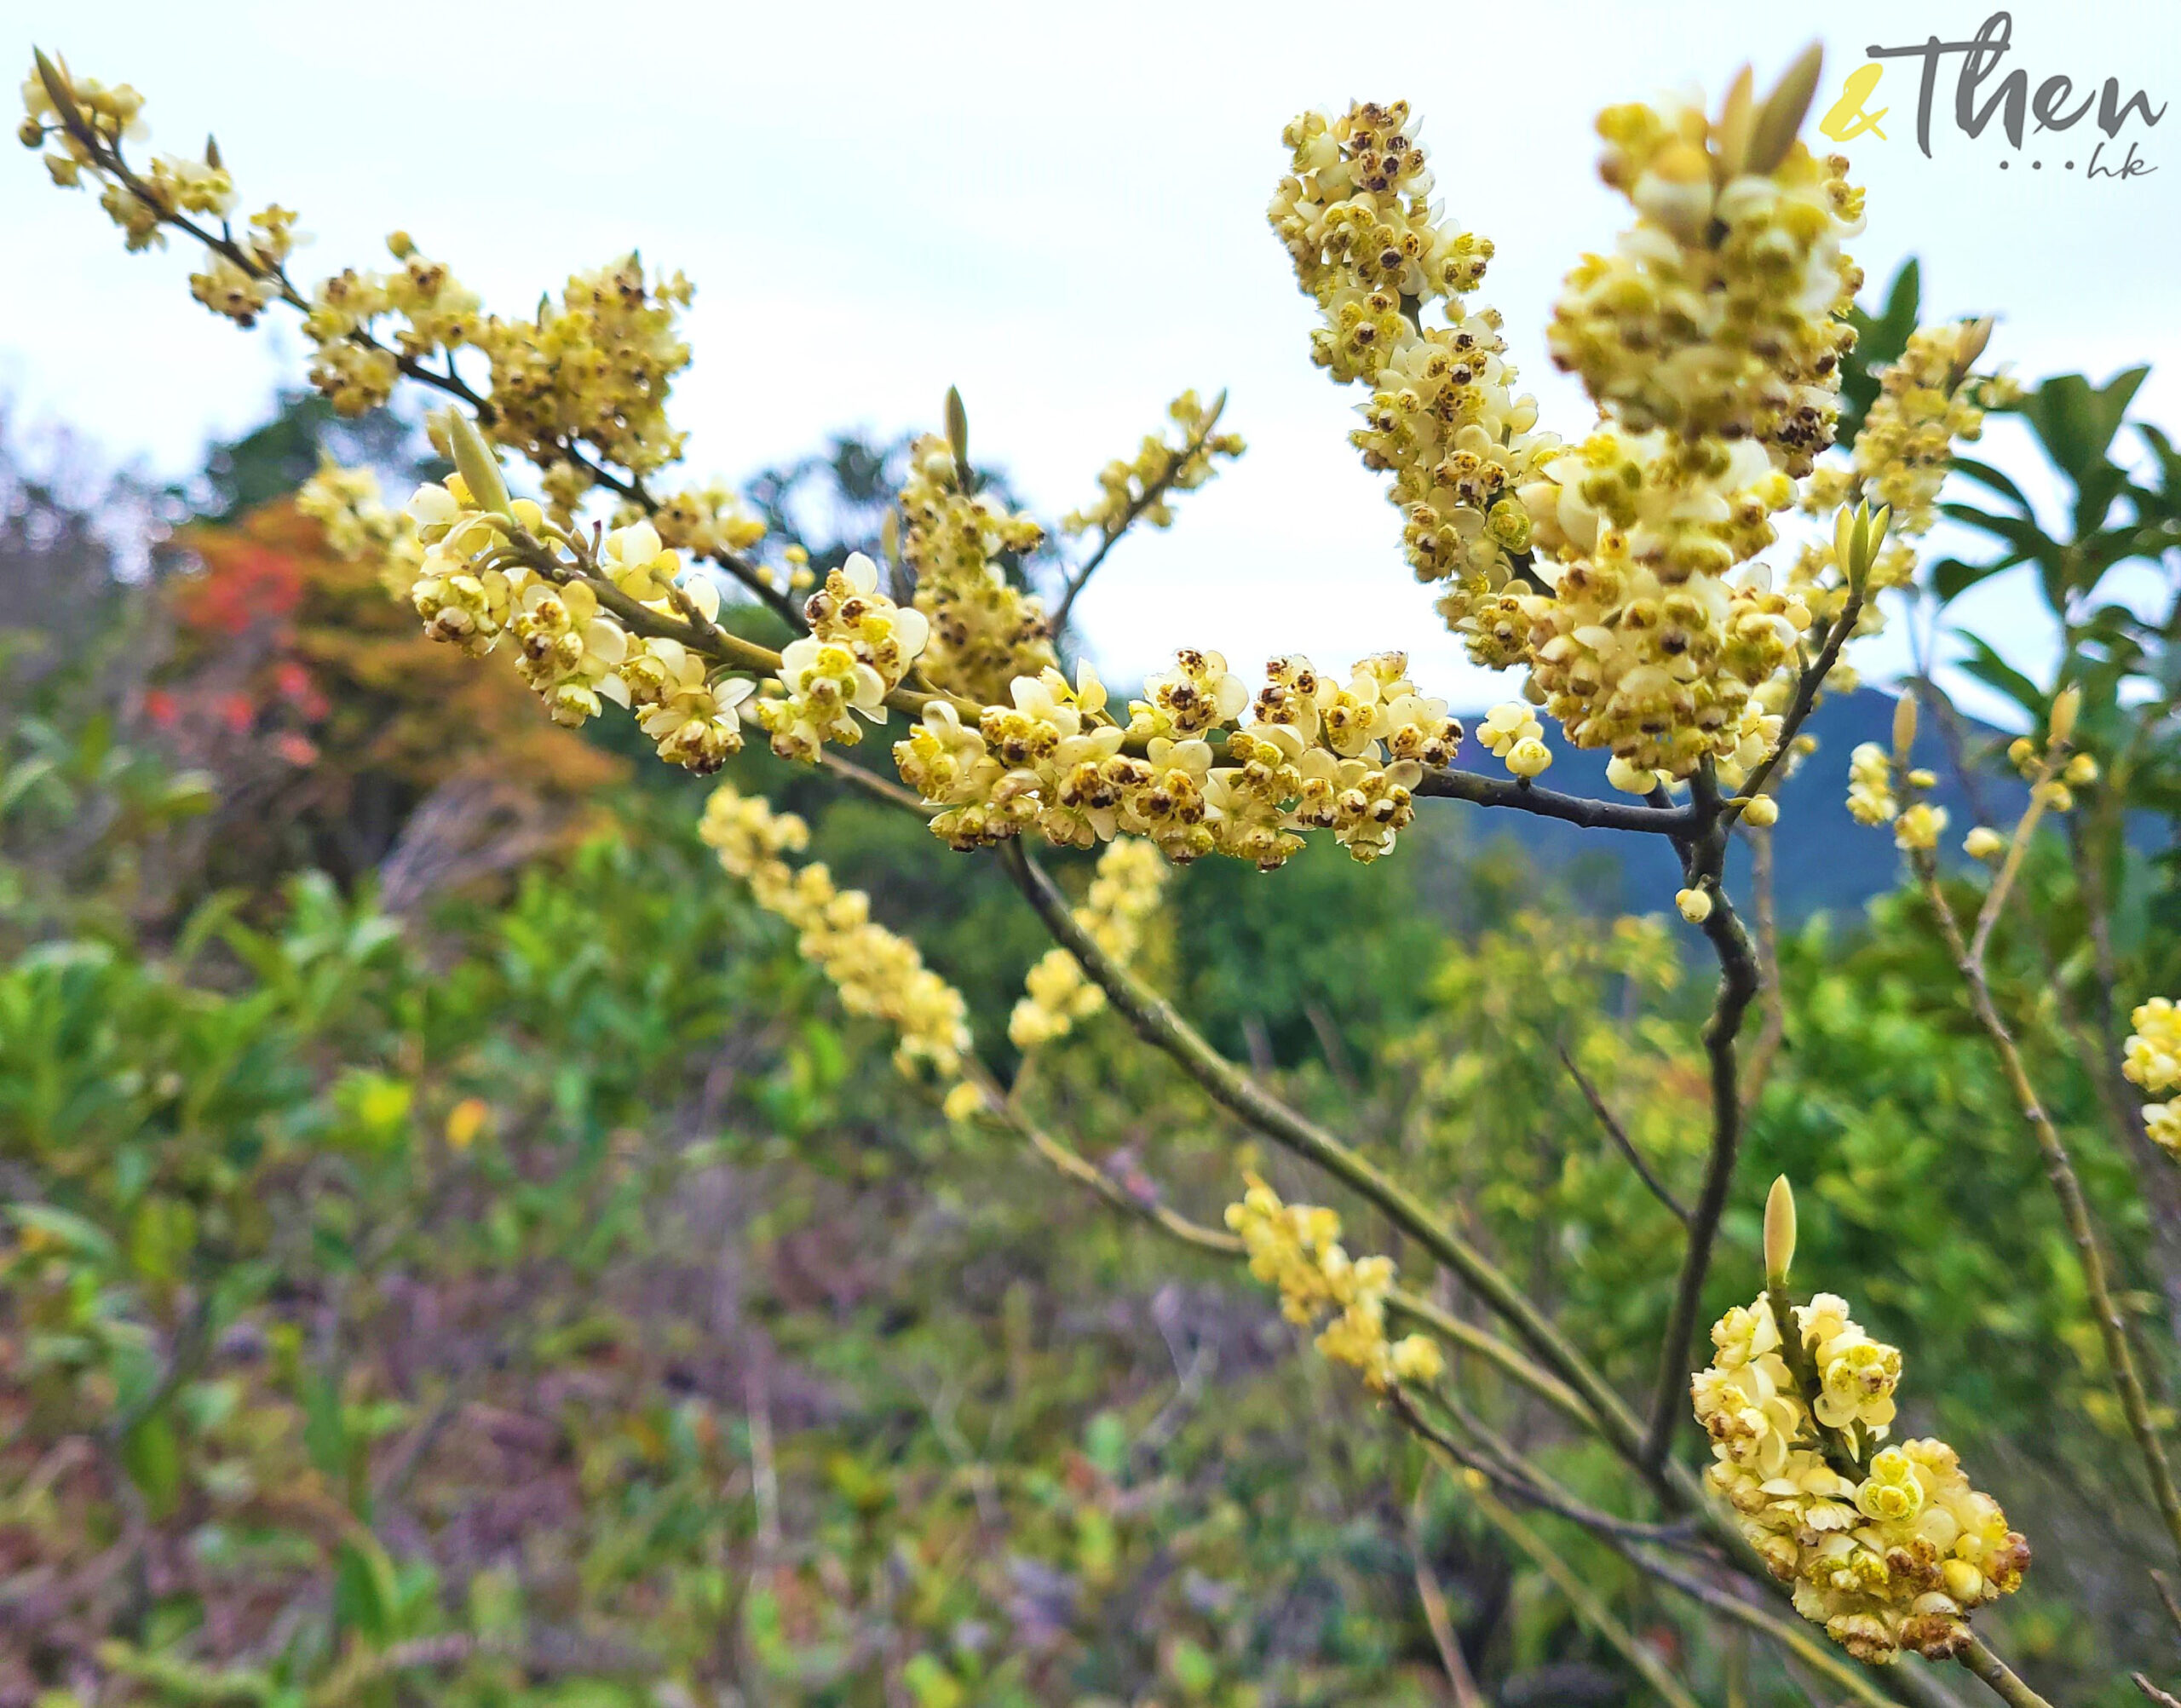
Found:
1559,1042 -> 1689,1224
1431,1452 -> 1706,1708
817,748 -> 935,816
1916,842 -> 2181,1562
1407,1470 -> 1488,1708
1956,1635 -> 2056,1708
2154,1567 -> 2181,1642
1724,588 -> 1867,826
1049,390 -> 1229,638
1741,825 -> 1788,1112
1395,1389 -> 1700,1550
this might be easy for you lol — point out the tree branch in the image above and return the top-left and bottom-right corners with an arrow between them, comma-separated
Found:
1645,771 -> 1760,1469
994,837 -> 1657,1472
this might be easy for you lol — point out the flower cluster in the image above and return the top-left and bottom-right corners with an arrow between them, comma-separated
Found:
1516,430 -> 1811,782
480,254 -> 693,492
397,443 -> 756,770
633,480 -> 768,568
1062,390 -> 1246,542
2005,729 -> 2098,813
296,458 -> 423,595
22,55 -> 308,335
897,434 -> 1054,704
2126,998 -> 2181,1158
1269,72 -> 1863,785
701,785 -> 972,1082
1791,321 -> 2013,632
894,650 -> 1461,869
754,554 -> 929,762
1477,702 -> 1551,779
1850,322 -> 2009,538
1692,1292 -> 2028,1662
1551,65 -> 1862,473
302,237 -> 484,417
1508,60 -> 1862,784
1269,101 -> 1555,642
1223,1171 -> 1442,1391
1010,837 -> 1168,1049
1844,739 -> 1945,848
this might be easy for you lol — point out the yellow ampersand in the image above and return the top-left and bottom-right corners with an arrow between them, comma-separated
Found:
1821,62 -> 1889,141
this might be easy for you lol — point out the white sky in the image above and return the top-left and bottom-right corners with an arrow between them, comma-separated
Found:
5,0 -> 2178,721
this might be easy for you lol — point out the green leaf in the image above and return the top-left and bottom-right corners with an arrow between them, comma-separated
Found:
1933,556 -> 2005,603
126,1195 -> 198,1285
303,1370 -> 348,1482
120,1411 -> 183,1521
1949,457 -> 2034,515
9,1203 -> 118,1267
1957,636 -> 2048,717
331,1535 -> 398,1643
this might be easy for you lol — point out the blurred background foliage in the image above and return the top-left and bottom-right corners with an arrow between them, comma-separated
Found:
8,261 -> 2181,1706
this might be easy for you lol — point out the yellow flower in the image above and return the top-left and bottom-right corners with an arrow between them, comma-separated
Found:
1846,743 -> 1896,826
2126,998 -> 2181,1095
1893,801 -> 1947,852
1478,701 -> 1543,758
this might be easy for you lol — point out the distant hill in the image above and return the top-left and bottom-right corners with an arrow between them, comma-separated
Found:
1438,689 -> 2029,921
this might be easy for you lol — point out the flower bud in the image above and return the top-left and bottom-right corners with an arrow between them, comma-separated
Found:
1676,886 -> 1712,924
1741,793 -> 1779,828
1764,1174 -> 1798,1288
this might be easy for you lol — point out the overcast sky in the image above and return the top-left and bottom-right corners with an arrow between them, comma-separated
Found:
5,0 -> 2177,719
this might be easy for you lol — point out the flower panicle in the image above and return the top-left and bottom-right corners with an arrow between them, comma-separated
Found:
1692,1268 -> 2028,1664
1223,1171 -> 1442,1390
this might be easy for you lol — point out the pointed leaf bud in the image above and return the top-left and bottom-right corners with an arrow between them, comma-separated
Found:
204,133 -> 222,170
1952,316 -> 1994,380
2050,683 -> 2081,745
1748,42 -> 1824,175
1764,1175 -> 1798,1289
445,410 -> 514,522
32,49 -> 81,131
1892,691 -> 1919,768
1713,64 -> 1757,181
945,386 -> 970,485
1833,502 -> 1860,585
